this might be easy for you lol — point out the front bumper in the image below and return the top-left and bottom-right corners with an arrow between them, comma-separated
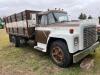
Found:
73,42 -> 99,63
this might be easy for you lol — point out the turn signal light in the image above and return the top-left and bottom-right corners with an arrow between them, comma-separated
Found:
69,29 -> 74,34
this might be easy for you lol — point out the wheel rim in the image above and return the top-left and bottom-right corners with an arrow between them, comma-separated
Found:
51,46 -> 64,63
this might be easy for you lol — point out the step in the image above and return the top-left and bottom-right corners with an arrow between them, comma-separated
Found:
34,43 -> 46,52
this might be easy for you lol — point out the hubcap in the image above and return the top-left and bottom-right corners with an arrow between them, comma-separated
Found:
52,46 -> 64,63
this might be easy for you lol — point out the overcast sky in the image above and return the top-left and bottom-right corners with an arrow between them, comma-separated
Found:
0,0 -> 100,19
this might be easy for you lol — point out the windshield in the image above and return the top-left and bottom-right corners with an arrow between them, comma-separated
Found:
53,13 -> 68,23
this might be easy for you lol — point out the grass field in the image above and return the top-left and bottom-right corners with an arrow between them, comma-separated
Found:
0,29 -> 100,75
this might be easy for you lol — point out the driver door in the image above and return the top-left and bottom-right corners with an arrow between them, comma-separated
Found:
35,15 -> 50,44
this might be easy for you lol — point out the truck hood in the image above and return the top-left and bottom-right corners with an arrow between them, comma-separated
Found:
48,19 -> 98,27
46,19 -> 98,35
47,21 -> 79,27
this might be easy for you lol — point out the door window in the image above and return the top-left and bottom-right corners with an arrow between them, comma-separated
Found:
48,13 -> 55,24
40,15 -> 47,26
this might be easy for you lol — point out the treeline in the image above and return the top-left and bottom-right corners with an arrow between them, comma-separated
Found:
78,13 -> 93,20
78,13 -> 100,24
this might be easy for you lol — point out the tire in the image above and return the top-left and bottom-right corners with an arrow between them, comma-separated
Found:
15,37 -> 28,47
50,40 -> 72,68
13,36 -> 20,47
9,35 -> 27,47
9,34 -> 12,42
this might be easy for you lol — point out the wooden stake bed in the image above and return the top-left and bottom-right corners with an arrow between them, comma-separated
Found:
4,10 -> 40,38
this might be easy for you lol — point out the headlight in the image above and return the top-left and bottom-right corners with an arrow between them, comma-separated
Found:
74,37 -> 79,46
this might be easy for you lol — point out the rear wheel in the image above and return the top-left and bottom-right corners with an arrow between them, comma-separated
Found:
50,40 -> 72,68
9,34 -> 13,42
14,36 -> 28,47
9,35 -> 28,47
13,36 -> 20,47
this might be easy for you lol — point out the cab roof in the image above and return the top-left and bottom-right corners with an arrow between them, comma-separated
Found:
38,10 -> 67,15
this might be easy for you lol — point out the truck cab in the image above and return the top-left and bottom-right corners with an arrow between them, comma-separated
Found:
34,10 -> 99,67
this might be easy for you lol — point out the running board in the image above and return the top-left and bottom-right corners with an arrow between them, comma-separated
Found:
34,43 -> 47,52
34,46 -> 44,51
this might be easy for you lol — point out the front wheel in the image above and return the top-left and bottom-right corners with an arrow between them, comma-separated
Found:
50,40 -> 72,68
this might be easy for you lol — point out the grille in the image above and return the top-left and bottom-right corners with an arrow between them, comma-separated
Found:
83,26 -> 96,48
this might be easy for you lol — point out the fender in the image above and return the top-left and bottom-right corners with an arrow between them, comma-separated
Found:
46,31 -> 79,53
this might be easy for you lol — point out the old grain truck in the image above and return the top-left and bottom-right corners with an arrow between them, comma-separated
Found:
4,10 -> 99,67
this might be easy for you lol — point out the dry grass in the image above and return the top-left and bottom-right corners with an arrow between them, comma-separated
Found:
0,29 -> 100,75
